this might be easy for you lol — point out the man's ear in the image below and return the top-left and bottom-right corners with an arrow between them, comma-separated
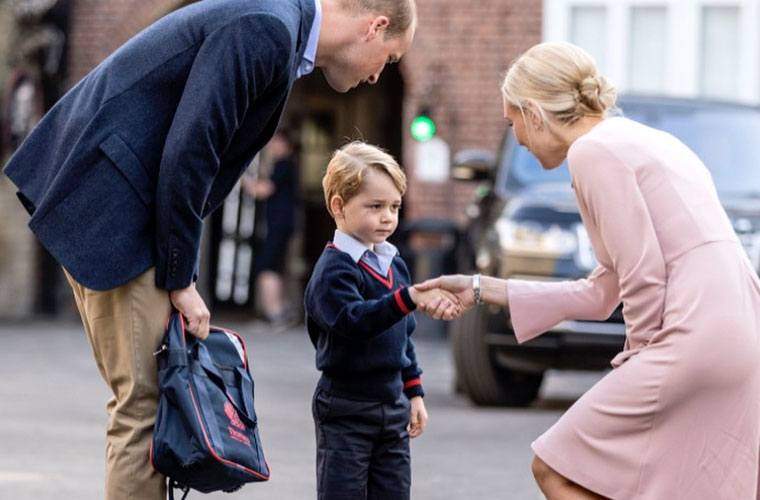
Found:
330,195 -> 345,219
366,15 -> 390,41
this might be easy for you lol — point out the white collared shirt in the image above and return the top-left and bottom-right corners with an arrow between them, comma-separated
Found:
333,229 -> 398,277
296,0 -> 321,79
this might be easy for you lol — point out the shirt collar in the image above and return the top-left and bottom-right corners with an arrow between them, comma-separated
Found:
296,0 -> 321,79
332,229 -> 398,275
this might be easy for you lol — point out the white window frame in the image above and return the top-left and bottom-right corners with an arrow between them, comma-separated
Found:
543,0 -> 760,103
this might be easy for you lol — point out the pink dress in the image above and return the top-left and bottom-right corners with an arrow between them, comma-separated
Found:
507,117 -> 760,499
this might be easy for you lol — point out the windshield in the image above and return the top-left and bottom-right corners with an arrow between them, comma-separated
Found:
503,101 -> 760,196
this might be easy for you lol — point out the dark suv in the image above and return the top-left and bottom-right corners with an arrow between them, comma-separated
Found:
451,95 -> 760,406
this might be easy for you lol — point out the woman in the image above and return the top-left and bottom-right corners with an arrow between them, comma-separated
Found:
418,42 -> 760,499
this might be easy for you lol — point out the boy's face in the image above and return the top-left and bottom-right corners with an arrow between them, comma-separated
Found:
333,169 -> 402,247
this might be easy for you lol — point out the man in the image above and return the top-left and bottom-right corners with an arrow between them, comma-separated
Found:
3,0 -> 416,498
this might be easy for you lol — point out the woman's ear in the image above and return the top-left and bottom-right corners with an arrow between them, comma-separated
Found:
330,195 -> 345,220
526,104 -> 544,132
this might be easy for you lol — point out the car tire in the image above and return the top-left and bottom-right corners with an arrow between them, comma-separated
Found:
451,307 -> 543,407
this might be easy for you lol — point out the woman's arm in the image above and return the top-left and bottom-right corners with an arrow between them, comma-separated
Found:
507,266 -> 620,342
414,274 -> 509,310
416,270 -> 620,344
568,139 -> 667,348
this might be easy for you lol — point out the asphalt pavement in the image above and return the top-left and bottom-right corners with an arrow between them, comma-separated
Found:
0,318 -> 603,499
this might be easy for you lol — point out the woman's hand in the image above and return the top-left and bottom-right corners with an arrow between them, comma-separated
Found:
241,177 -> 274,199
415,275 -> 476,318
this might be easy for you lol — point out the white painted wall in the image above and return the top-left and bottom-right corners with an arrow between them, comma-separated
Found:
543,0 -> 760,103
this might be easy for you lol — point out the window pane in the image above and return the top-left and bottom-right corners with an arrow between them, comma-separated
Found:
700,6 -> 740,99
628,7 -> 668,93
570,6 -> 607,74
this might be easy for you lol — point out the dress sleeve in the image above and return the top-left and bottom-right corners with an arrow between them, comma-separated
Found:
507,265 -> 620,343
508,138 -> 667,345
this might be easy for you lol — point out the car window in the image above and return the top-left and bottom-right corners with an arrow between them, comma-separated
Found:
503,101 -> 760,197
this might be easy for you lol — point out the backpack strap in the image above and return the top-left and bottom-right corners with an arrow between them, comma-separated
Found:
168,479 -> 190,500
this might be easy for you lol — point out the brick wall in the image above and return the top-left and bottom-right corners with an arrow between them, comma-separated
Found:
0,4 -> 35,318
67,0 -> 190,84
400,0 -> 543,222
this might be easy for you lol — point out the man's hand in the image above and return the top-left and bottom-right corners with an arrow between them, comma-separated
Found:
408,286 -> 462,320
407,396 -> 428,438
415,275 -> 475,319
170,283 -> 210,340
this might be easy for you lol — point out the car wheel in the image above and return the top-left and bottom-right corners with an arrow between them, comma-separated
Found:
451,307 -> 543,407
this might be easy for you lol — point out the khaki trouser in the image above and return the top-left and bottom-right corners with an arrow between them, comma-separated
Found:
64,267 -> 171,500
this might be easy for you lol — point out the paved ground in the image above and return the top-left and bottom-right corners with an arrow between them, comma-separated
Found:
0,319 -> 603,499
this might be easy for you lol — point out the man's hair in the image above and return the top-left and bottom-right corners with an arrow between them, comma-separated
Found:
322,141 -> 407,217
340,0 -> 417,37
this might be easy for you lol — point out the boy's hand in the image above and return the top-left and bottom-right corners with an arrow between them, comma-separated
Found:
407,396 -> 428,438
409,286 -> 462,320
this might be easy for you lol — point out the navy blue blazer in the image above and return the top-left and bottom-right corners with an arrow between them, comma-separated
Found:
3,0 -> 315,291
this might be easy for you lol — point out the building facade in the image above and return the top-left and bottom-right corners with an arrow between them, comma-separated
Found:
545,0 -> 760,103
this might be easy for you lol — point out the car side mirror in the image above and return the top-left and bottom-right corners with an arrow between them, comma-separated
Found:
451,149 -> 496,182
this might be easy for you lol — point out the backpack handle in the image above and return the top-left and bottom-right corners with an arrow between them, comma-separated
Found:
196,342 -> 258,428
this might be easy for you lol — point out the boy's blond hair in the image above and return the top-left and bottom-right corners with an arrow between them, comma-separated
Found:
323,141 -> 407,217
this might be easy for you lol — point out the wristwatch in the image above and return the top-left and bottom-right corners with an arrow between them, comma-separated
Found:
472,274 -> 482,305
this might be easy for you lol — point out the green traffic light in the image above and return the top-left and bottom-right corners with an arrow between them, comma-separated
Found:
410,115 -> 436,142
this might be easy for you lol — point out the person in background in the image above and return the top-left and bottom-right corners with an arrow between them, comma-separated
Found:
242,129 -> 299,325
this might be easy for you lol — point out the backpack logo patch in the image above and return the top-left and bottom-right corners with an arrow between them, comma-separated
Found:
224,401 -> 251,447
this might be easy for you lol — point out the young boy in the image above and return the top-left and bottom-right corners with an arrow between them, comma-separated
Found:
304,142 -> 460,499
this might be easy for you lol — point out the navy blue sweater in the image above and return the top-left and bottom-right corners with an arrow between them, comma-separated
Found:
304,244 -> 424,402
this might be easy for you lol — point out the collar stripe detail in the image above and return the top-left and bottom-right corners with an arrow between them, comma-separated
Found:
358,260 -> 394,289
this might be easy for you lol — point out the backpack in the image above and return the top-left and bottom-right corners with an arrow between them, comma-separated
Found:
151,312 -> 270,498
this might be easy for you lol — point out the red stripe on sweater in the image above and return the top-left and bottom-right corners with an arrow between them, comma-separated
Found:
404,378 -> 422,389
394,289 -> 411,315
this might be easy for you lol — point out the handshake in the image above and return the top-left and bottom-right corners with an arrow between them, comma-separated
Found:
407,274 -> 481,321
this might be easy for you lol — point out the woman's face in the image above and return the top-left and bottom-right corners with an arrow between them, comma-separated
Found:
503,99 -> 567,169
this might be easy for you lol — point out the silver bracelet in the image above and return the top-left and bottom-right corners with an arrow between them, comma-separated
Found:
472,274 -> 482,305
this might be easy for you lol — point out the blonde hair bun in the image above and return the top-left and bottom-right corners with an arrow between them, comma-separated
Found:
502,42 -> 618,125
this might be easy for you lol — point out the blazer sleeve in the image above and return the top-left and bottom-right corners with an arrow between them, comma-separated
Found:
154,15 -> 292,290
509,138 -> 667,344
